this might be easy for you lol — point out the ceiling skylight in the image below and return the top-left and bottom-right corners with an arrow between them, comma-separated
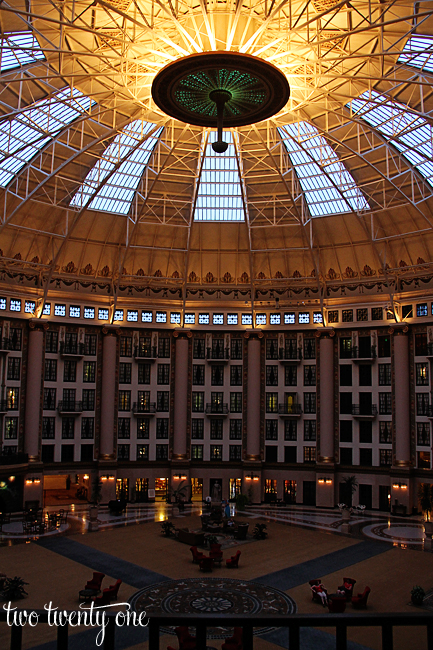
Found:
0,88 -> 95,187
278,123 -> 369,217
0,32 -> 45,72
350,90 -> 433,187
194,131 -> 244,221
397,35 -> 433,74
70,120 -> 162,215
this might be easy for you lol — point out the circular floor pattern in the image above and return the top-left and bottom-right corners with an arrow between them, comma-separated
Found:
362,523 -> 424,544
129,577 -> 297,638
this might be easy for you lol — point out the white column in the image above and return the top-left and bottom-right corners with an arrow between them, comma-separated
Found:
24,322 -> 44,461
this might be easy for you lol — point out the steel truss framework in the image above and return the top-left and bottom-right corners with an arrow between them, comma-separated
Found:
0,0 -> 433,319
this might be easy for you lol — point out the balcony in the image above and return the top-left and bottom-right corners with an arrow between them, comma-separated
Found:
352,404 -> 378,419
57,401 -> 83,415
278,348 -> 302,364
351,345 -> 376,362
60,342 -> 85,358
0,338 -> 10,354
278,403 -> 303,418
206,348 -> 230,364
132,402 -> 156,415
205,403 -> 229,417
0,401 -> 8,414
134,346 -> 157,362
0,452 -> 28,466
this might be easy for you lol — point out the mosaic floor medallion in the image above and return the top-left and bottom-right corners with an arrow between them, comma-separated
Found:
129,577 -> 297,638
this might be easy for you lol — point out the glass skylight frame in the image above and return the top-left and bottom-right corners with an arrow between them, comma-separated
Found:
349,90 -> 433,188
0,87 -> 95,188
397,35 -> 433,74
278,122 -> 369,217
1,32 -> 45,72
194,131 -> 245,222
70,120 -> 163,215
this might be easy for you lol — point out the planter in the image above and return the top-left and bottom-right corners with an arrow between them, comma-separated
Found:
424,521 -> 433,536
88,505 -> 99,532
341,509 -> 351,523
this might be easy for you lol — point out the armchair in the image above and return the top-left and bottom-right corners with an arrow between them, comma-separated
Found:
222,627 -> 243,650
85,572 -> 105,591
226,550 -> 241,568
190,546 -> 206,564
352,586 -> 371,609
337,577 -> 356,601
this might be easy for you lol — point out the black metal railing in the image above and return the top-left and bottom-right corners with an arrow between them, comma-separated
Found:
352,404 -> 378,417
278,403 -> 303,415
279,347 -> 302,360
1,611 -> 432,650
60,342 -> 85,356
206,347 -> 230,360
134,346 -> 157,359
205,403 -> 229,414
351,345 -> 377,359
57,401 -> 83,413
132,402 -> 156,414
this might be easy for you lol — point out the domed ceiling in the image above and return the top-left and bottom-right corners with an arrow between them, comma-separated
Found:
0,0 -> 433,316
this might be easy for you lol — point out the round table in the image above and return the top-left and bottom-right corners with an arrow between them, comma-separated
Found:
79,588 -> 98,603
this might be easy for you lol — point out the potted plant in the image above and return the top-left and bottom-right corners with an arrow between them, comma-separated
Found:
418,483 -> 433,535
253,523 -> 267,540
342,475 -> 358,507
206,534 -> 218,547
2,576 -> 28,600
236,493 -> 249,511
338,503 -> 353,522
161,521 -> 175,537
411,585 -> 425,606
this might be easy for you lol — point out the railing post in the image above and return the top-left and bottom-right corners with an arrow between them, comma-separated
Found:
57,622 -> 69,650
196,622 -> 207,649
382,623 -> 393,650
336,623 -> 347,650
148,618 -> 160,650
289,622 -> 300,650
10,624 -> 22,650
103,615 -> 116,650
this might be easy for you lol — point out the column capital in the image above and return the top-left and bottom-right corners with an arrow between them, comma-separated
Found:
388,323 -> 409,335
173,328 -> 192,339
102,325 -> 120,336
315,327 -> 335,338
244,329 -> 263,340
28,319 -> 48,332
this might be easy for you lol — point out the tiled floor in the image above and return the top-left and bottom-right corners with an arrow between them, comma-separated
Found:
1,503 -> 432,650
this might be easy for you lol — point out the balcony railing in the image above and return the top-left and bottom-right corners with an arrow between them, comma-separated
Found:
206,348 -> 230,360
352,404 -> 378,417
278,403 -> 303,415
205,403 -> 229,415
278,348 -> 302,362
57,401 -> 83,414
60,342 -> 85,357
134,345 -> 158,360
132,402 -> 156,414
351,345 -> 377,360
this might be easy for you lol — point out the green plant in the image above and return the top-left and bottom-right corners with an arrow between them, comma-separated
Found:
253,523 -> 267,540
411,585 -> 425,606
169,480 -> 189,504
236,493 -> 249,511
90,475 -> 103,505
342,475 -> 358,507
418,483 -> 433,521
2,576 -> 28,600
161,521 -> 175,537
206,534 -> 218,546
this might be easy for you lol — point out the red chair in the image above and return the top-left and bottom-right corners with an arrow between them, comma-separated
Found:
222,627 -> 243,650
226,550 -> 241,568
190,546 -> 206,564
167,626 -> 196,650
327,594 -> 346,613
209,543 -> 223,564
93,590 -> 112,606
85,572 -> 105,591
337,577 -> 356,601
199,556 -> 214,572
352,586 -> 371,609
106,579 -> 122,601
309,579 -> 327,604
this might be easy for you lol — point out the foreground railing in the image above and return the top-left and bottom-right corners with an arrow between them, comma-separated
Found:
1,611 -> 432,650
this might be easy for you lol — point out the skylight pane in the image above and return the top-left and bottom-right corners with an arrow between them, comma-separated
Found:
70,120 -> 162,215
278,123 -> 369,217
349,90 -> 433,187
0,88 -> 95,187
397,35 -> 433,74
194,131 -> 244,221
1,32 -> 45,72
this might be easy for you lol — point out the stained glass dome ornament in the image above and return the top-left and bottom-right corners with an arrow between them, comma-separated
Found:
152,51 -> 290,153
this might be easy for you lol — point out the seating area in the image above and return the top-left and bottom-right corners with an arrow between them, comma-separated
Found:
309,577 -> 371,611
79,572 -> 122,605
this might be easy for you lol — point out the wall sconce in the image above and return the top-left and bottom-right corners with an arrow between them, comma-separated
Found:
25,477 -> 41,485
8,476 -> 15,482
83,474 -> 89,480
392,482 -> 407,489
108,475 -> 115,480
318,477 -> 332,484
245,472 -> 259,481
101,476 -> 108,481
180,475 -> 187,480
173,474 -> 181,480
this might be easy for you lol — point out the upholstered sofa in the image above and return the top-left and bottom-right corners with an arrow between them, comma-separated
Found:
177,528 -> 206,546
